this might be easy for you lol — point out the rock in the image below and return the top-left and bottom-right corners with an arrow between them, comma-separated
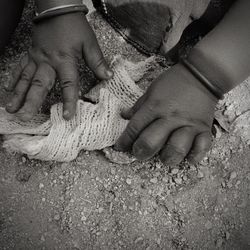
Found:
216,238 -> 223,248
134,237 -> 144,244
126,178 -> 132,185
98,207 -> 104,213
39,183 -> 44,189
162,176 -> 169,183
205,220 -> 213,230
171,168 -> 179,175
197,170 -> 204,179
54,214 -> 60,221
16,170 -> 31,182
229,171 -> 237,181
21,156 -> 27,163
150,177 -> 158,184
174,178 -> 182,185
225,231 -> 230,240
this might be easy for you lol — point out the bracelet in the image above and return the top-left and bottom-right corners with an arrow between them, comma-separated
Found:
33,4 -> 89,23
180,58 -> 224,100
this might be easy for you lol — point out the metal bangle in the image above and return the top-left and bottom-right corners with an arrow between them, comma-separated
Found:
33,4 -> 89,23
181,58 -> 224,100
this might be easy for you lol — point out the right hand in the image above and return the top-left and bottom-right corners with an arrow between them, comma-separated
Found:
6,12 -> 113,121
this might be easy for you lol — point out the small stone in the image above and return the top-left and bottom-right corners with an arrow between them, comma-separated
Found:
40,235 -> 45,242
54,214 -> 60,221
81,215 -> 87,221
150,177 -> 158,184
98,207 -> 104,213
221,181 -> 226,188
216,238 -> 223,248
171,168 -> 179,175
225,231 -> 230,240
162,176 -> 169,183
182,175 -> 188,181
134,237 -> 144,244
197,170 -> 204,179
42,198 -> 46,202
205,220 -> 213,230
174,178 -> 182,185
16,171 -> 31,182
39,183 -> 44,189
126,178 -> 132,185
21,156 -> 27,163
229,171 -> 237,181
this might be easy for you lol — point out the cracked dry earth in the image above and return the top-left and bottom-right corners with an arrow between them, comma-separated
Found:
0,2 -> 250,250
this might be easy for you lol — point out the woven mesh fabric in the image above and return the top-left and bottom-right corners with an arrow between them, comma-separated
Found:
0,56 -> 153,162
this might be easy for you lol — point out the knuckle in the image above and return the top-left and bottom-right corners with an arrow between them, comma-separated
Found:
20,71 -> 31,82
32,78 -> 44,88
92,57 -> 105,71
126,122 -> 140,141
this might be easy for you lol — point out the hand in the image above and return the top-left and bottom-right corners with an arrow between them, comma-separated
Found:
6,13 -> 113,121
115,64 -> 218,165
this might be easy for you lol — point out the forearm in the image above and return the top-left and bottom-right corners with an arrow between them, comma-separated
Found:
188,0 -> 250,94
35,0 -> 83,13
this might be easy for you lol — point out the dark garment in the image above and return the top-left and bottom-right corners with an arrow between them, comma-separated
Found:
92,0 -> 235,55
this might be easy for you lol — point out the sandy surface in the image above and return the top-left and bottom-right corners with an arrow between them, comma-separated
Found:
0,1 -> 249,250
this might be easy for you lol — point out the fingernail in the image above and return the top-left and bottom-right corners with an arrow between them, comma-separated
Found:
106,69 -> 113,78
63,110 -> 70,117
133,146 -> 145,160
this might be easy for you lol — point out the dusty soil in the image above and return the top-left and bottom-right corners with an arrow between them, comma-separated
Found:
0,1 -> 249,249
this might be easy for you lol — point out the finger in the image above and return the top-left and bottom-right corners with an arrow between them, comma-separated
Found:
83,31 -> 113,80
6,61 -> 36,113
122,94 -> 148,120
57,61 -> 79,120
6,54 -> 29,91
160,127 -> 196,166
17,63 -> 56,121
186,131 -> 212,164
132,119 -> 168,160
114,103 -> 157,152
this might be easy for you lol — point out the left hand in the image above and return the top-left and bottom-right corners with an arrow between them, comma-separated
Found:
115,63 -> 218,165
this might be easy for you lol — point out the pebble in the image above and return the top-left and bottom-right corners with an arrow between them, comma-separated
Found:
21,156 -> 27,163
171,168 -> 179,175
197,170 -> 204,179
229,171 -> 237,181
98,207 -> 104,213
134,237 -> 144,244
162,176 -> 169,183
42,198 -> 46,202
150,177 -> 158,184
216,238 -> 223,248
39,183 -> 44,189
225,231 -> 230,240
81,215 -> 87,221
205,220 -> 213,230
16,171 -> 31,182
174,178 -> 182,185
54,214 -> 60,221
126,178 -> 132,185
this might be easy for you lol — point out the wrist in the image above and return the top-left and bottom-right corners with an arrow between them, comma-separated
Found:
176,63 -> 219,103
187,46 -> 234,95
35,0 -> 83,13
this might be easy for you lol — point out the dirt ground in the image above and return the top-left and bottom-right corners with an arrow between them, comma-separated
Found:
0,1 -> 249,250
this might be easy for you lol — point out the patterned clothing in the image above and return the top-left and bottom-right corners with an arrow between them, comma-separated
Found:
92,0 -> 235,54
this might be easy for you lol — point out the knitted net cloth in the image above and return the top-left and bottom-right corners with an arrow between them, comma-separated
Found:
0,56 -> 154,162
